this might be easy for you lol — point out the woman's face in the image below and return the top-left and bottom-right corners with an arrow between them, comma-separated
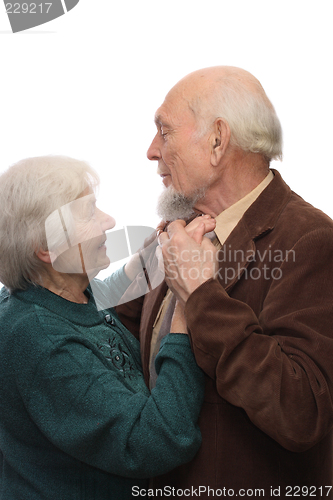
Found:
48,189 -> 115,277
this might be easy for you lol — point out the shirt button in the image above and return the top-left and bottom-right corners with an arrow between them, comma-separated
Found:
104,314 -> 115,325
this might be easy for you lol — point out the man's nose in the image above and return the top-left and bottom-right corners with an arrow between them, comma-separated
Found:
147,133 -> 161,161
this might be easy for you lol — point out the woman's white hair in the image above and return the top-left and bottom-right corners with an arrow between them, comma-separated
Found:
0,155 -> 99,292
191,71 -> 283,162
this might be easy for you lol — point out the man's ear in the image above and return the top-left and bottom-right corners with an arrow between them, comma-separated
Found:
35,247 -> 53,264
210,118 -> 231,166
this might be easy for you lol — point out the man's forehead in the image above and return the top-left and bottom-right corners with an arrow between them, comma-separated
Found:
154,95 -> 193,128
154,97 -> 173,123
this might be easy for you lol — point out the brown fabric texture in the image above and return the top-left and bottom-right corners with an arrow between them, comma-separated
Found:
115,170 -> 333,498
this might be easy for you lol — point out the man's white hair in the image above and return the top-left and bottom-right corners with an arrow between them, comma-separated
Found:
0,155 -> 99,292
190,70 -> 283,162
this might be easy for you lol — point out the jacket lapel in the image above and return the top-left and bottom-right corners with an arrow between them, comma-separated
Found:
217,219 -> 256,292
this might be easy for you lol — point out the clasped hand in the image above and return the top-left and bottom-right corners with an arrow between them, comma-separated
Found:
157,215 -> 218,306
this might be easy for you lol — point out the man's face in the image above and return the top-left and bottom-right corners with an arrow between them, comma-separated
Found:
147,90 -> 213,205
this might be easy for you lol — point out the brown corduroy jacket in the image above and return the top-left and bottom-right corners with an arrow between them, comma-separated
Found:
116,170 -> 333,498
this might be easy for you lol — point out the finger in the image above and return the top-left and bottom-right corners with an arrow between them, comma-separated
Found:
185,216 -> 216,238
191,222 -> 206,245
200,218 -> 216,235
202,237 -> 218,251
185,214 -> 210,231
202,238 -> 219,267
156,220 -> 168,236
190,220 -> 216,244
155,245 -> 165,273
166,219 -> 187,238
158,231 -> 170,247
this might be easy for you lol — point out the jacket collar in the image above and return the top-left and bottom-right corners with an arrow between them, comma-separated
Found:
241,169 -> 292,239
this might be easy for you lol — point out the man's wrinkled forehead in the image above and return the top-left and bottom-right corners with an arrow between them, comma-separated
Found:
154,92 -> 196,129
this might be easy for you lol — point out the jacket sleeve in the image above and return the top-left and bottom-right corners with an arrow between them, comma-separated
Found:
16,323 -> 204,478
185,227 -> 333,452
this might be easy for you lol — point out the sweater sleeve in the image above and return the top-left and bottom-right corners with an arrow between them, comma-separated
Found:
89,266 -> 133,310
185,227 -> 333,452
15,319 -> 204,479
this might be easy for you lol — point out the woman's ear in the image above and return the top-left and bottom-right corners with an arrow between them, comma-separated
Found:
35,247 -> 53,264
210,118 -> 231,166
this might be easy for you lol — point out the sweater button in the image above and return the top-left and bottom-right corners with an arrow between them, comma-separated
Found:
104,314 -> 115,325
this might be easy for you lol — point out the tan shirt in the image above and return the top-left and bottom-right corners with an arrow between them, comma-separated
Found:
149,171 -> 274,385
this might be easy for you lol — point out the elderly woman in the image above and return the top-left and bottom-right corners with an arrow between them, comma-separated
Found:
0,156 -> 211,500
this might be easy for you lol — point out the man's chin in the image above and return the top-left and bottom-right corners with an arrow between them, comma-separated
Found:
156,185 -> 204,221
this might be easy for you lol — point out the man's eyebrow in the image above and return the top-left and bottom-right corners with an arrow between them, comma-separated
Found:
154,114 -> 170,128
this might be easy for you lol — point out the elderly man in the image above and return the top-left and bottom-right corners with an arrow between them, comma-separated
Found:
116,67 -> 333,498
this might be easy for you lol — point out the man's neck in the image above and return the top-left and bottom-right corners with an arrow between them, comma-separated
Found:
195,153 -> 270,217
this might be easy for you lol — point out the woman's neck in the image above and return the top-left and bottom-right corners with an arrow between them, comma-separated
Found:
37,266 -> 90,304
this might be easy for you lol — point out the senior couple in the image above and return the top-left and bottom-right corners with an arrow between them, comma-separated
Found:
1,66 -> 333,500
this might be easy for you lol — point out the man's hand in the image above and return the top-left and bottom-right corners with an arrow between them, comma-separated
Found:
184,214 -> 216,243
158,216 -> 218,305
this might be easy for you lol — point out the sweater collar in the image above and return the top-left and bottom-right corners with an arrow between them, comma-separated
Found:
13,284 -> 105,326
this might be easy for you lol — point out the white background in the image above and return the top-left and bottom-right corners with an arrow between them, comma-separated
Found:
0,0 -> 332,232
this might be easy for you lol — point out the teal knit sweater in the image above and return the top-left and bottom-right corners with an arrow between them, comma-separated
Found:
0,272 -> 204,500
